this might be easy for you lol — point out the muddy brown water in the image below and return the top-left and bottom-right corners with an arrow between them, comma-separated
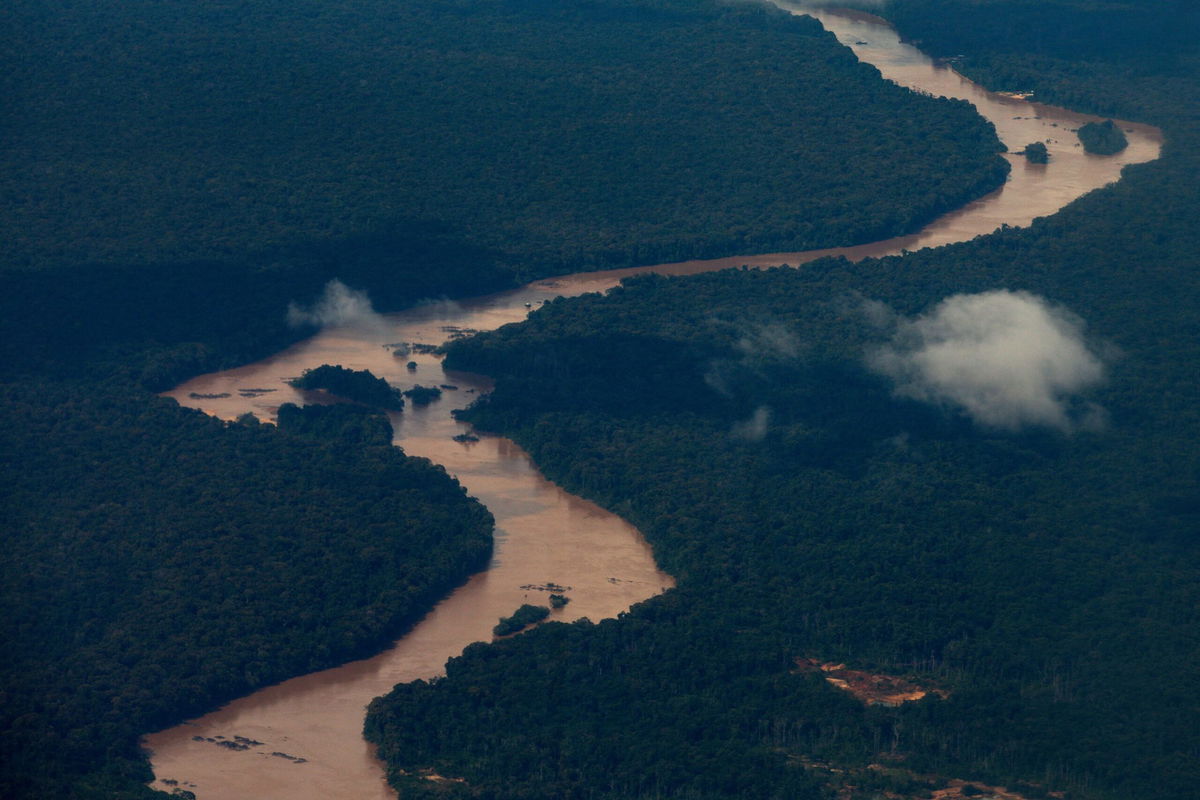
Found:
145,6 -> 1160,799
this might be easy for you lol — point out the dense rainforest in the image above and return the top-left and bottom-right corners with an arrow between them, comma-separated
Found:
290,364 -> 406,410
0,0 -> 1006,278
0,0 -> 1016,797
1076,120 -> 1128,155
0,0 -> 1009,394
365,2 -> 1200,799
0,390 -> 493,800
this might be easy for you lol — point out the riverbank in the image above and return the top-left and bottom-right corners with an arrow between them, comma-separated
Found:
145,6 -> 1160,798
361,3 -> 1200,797
0,1 -> 1167,797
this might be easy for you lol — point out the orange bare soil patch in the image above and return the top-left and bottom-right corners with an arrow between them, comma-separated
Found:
395,768 -> 468,785
794,657 -> 948,707
928,775 -> 1059,800
797,759 -> 1056,800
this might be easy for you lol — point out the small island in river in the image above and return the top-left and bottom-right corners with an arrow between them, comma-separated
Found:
493,604 -> 550,637
1021,141 -> 1049,163
403,384 -> 443,405
289,364 -> 404,410
1077,119 -> 1129,154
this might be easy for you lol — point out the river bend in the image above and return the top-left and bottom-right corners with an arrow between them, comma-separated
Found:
146,5 -> 1161,798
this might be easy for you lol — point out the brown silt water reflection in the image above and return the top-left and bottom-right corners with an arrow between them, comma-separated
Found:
145,5 -> 1161,799
150,311 -> 674,799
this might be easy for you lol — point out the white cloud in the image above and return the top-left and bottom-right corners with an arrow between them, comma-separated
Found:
731,406 -> 772,441
705,319 -> 802,397
287,279 -> 386,332
868,290 -> 1106,432
736,322 -> 802,360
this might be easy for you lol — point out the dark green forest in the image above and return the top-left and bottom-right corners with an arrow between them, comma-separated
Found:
0,0 -> 1009,395
365,2 -> 1200,799
0,0 -> 1018,797
0,389 -> 492,799
493,604 -> 552,637
1,0 -> 1005,277
291,364 -> 406,409
1076,120 -> 1128,155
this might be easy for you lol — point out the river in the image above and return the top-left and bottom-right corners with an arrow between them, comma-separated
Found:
145,5 -> 1161,799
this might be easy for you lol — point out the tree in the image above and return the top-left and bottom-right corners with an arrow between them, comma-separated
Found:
1023,142 -> 1049,163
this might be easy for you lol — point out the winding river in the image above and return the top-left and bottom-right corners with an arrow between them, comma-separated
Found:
146,6 -> 1161,799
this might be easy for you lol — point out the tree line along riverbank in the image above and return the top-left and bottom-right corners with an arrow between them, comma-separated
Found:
0,0 -> 1012,797
364,2 -> 1200,798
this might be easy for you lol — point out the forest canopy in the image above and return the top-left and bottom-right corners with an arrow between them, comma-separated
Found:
0,0 -> 1006,279
290,364 -> 405,409
0,0 -> 1111,798
364,1 -> 1200,797
1077,120 -> 1129,154
0,385 -> 493,800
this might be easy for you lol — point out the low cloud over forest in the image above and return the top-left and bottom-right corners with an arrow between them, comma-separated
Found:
287,279 -> 387,332
868,290 -> 1107,432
